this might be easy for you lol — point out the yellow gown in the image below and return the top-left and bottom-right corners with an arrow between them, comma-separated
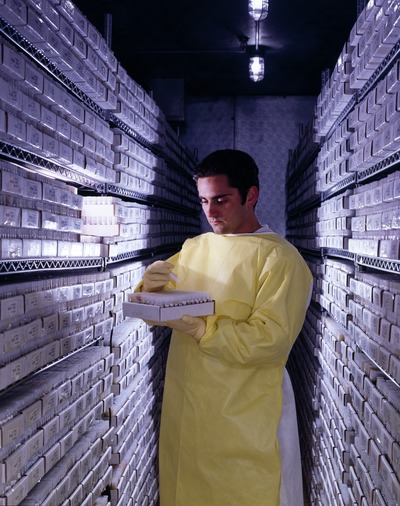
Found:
158,232 -> 312,506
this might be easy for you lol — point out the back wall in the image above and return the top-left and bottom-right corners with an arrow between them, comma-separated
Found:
180,95 -> 315,236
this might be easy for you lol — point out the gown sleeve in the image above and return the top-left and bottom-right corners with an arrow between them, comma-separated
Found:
198,246 -> 312,367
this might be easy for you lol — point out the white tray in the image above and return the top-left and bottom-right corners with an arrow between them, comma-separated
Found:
123,300 -> 215,321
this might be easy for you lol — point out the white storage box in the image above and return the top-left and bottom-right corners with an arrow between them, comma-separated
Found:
123,290 -> 215,321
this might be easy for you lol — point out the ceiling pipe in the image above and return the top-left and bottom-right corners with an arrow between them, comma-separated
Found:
104,13 -> 112,48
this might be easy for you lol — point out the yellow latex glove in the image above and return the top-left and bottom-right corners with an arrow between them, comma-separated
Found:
143,260 -> 178,292
148,316 -> 206,342
164,316 -> 206,342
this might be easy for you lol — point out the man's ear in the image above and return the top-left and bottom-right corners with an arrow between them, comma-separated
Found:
246,186 -> 259,207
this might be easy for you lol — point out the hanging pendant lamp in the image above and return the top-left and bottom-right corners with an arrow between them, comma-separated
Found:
248,0 -> 269,21
248,20 -> 265,82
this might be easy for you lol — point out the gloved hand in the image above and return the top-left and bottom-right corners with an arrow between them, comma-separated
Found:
143,260 -> 178,292
151,315 -> 206,342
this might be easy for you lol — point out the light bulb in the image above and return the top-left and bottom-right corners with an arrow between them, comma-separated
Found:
249,0 -> 269,21
249,56 -> 265,82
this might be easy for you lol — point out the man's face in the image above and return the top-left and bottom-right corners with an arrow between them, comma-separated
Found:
197,175 -> 258,234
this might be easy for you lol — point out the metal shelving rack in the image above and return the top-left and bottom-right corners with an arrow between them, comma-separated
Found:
357,149 -> 400,183
355,254 -> 400,275
0,15 -> 106,118
0,14 -> 201,277
0,141 -> 106,191
0,6 -> 202,505
357,38 -> 400,102
104,243 -> 183,266
0,257 -> 103,274
286,13 -> 400,505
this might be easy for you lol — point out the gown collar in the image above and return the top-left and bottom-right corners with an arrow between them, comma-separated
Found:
223,224 -> 274,236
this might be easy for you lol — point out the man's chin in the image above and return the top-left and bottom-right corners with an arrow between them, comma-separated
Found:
210,222 -> 227,234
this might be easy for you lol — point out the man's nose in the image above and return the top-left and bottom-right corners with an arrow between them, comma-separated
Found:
205,202 -> 218,216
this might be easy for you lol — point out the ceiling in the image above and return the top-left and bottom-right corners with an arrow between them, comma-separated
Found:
72,0 -> 359,98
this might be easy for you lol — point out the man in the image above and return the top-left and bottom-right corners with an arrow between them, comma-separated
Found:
138,149 -> 312,505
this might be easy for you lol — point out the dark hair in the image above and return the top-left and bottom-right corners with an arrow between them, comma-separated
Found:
194,149 -> 260,204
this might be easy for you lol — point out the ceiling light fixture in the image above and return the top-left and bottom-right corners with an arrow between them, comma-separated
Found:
249,55 -> 265,82
248,0 -> 269,21
248,18 -> 265,82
